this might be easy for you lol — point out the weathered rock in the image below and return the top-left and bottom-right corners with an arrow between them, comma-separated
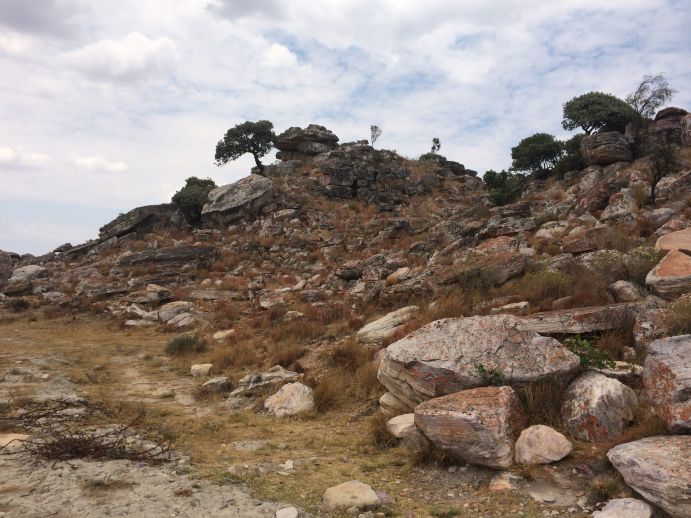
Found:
259,290 -> 285,309
646,250 -> 691,298
435,250 -> 527,287
166,312 -> 197,328
275,124 -> 339,162
414,386 -> 526,469
9,265 -> 47,282
642,335 -> 691,432
158,301 -> 193,322
213,329 -> 236,341
275,507 -> 299,518
592,498 -> 654,518
581,132 -> 632,166
356,306 -> 419,344
600,189 -> 637,225
191,364 -> 213,377
608,436 -> 691,518
647,107 -> 688,147
99,204 -> 183,241
201,175 -> 274,225
655,227 -> 691,252
562,227 -> 607,254
322,480 -> 380,512
385,413 -> 429,450
681,113 -> 691,147
116,246 -> 219,269
609,280 -> 644,303
335,260 -> 363,281
378,315 -> 580,409
264,382 -> 315,417
633,308 -> 667,351
520,303 -> 645,334
562,371 -> 638,442
202,376 -> 231,393
230,366 -> 300,399
386,267 -> 412,285
378,392 -> 409,418
514,425 -> 572,465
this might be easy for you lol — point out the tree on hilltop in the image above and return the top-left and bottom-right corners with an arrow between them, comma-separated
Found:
626,74 -> 675,119
511,133 -> 563,178
215,120 -> 275,175
562,92 -> 639,135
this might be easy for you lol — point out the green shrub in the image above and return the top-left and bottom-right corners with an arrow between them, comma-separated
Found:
165,334 -> 206,355
562,91 -> 639,134
483,169 -> 525,205
171,177 -> 216,224
511,133 -> 563,178
476,364 -> 506,386
6,298 -> 30,312
564,335 -> 615,369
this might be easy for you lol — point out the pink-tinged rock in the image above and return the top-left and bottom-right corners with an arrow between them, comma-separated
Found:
608,436 -> 691,518
655,227 -> 691,252
514,425 -> 572,465
642,335 -> 691,432
646,250 -> 691,298
377,315 -> 580,409
562,227 -> 607,253
562,371 -> 637,442
414,386 -> 526,469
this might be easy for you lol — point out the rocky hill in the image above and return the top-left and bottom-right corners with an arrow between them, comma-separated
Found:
1,109 -> 691,517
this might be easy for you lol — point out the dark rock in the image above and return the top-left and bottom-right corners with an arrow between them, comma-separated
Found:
275,124 -> 339,161
99,204 -> 184,241
116,246 -> 220,268
581,132 -> 632,166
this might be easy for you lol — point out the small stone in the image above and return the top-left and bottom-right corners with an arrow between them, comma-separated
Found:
322,480 -> 381,512
275,507 -> 299,518
514,425 -> 572,464
213,329 -> 235,341
592,498 -> 654,518
190,363 -> 213,377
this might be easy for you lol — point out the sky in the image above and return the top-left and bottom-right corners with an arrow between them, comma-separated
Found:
1,0 -> 690,254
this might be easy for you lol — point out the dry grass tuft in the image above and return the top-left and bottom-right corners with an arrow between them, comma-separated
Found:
312,371 -> 349,413
665,299 -> 691,335
518,376 -> 568,430
365,411 -> 398,449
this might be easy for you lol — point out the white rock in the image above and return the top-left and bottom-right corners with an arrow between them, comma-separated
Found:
356,306 -> 419,344
10,265 -> 46,282
213,329 -> 236,341
592,498 -> 654,518
158,301 -> 194,322
514,425 -> 572,464
385,413 -> 428,450
275,507 -> 299,518
264,382 -> 315,417
378,392 -> 409,418
322,480 -> 380,511
191,364 -> 213,377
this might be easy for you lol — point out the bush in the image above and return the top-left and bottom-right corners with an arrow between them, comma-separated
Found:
564,335 -> 615,369
365,411 -> 398,449
171,177 -> 216,224
562,91 -> 639,134
328,340 -> 372,373
511,133 -> 563,178
164,334 -> 206,355
418,152 -> 446,162
483,169 -> 525,205
518,376 -> 567,429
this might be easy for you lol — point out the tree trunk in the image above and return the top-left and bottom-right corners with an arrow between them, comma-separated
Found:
252,153 -> 265,175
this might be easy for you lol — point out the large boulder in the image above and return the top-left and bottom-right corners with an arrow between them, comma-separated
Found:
378,315 -> 580,409
9,265 -> 47,283
264,382 -> 315,417
275,124 -> 339,161
642,335 -> 691,432
514,425 -> 572,465
201,175 -> 274,225
608,436 -> 691,518
561,371 -> 638,442
99,204 -> 183,241
647,107 -> 688,147
581,132 -> 632,166
230,365 -> 300,399
414,386 -> 526,469
356,306 -> 419,344
646,250 -> 691,298
655,227 -> 691,252
435,250 -> 527,287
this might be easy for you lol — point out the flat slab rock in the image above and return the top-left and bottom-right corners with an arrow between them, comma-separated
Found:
414,386 -> 526,469
655,227 -> 691,252
642,334 -> 691,432
356,306 -> 419,344
520,303 -> 645,334
201,175 -> 274,223
608,435 -> 691,518
646,250 -> 691,298
377,314 -> 580,409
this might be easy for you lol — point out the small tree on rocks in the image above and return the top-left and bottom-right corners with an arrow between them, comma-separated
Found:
370,125 -> 383,147
214,120 -> 275,175
562,92 -> 638,135
649,142 -> 679,207
626,74 -> 675,119
431,137 -> 441,154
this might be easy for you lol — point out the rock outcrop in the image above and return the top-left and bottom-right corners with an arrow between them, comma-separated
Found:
275,124 -> 339,162
642,335 -> 691,432
414,386 -> 526,469
378,315 -> 580,409
99,204 -> 184,241
608,436 -> 691,518
561,371 -> 638,442
581,132 -> 632,166
201,175 -> 274,225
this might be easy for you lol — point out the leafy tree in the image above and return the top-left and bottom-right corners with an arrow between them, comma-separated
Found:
370,125 -> 383,147
626,74 -> 675,119
215,120 -> 275,174
171,177 -> 217,224
483,169 -> 525,205
562,92 -> 639,135
553,134 -> 585,176
511,133 -> 563,178
649,143 -> 679,207
431,137 -> 441,154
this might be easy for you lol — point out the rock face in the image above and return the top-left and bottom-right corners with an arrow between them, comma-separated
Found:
322,480 -> 380,512
681,113 -> 691,147
201,175 -> 274,225
378,315 -> 580,409
520,303 -> 647,334
99,204 -> 183,241
642,335 -> 691,432
9,265 -> 47,282
116,246 -> 219,269
655,227 -> 691,252
647,107 -> 688,147
581,132 -> 632,166
264,382 -> 315,417
414,386 -> 526,469
646,250 -> 691,298
356,306 -> 419,344
608,436 -> 691,518
592,498 -> 654,518
275,124 -> 339,161
561,371 -> 638,442
514,425 -> 572,465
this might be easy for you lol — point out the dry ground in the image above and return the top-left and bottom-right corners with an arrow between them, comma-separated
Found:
0,313 -> 634,517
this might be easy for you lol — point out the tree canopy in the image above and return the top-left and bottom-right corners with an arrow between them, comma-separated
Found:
215,120 -> 275,174
562,92 -> 638,135
171,177 -> 217,224
510,133 -> 563,177
626,74 -> 675,119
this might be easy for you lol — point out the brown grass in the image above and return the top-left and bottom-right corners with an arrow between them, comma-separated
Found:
312,371 -> 349,413
365,411 -> 398,449
664,299 -> 691,335
518,376 -> 568,430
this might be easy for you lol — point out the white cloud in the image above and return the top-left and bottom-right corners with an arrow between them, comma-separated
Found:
0,146 -> 52,168
65,32 -> 177,81
263,44 -> 298,68
74,155 -> 128,172
0,146 -> 17,164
